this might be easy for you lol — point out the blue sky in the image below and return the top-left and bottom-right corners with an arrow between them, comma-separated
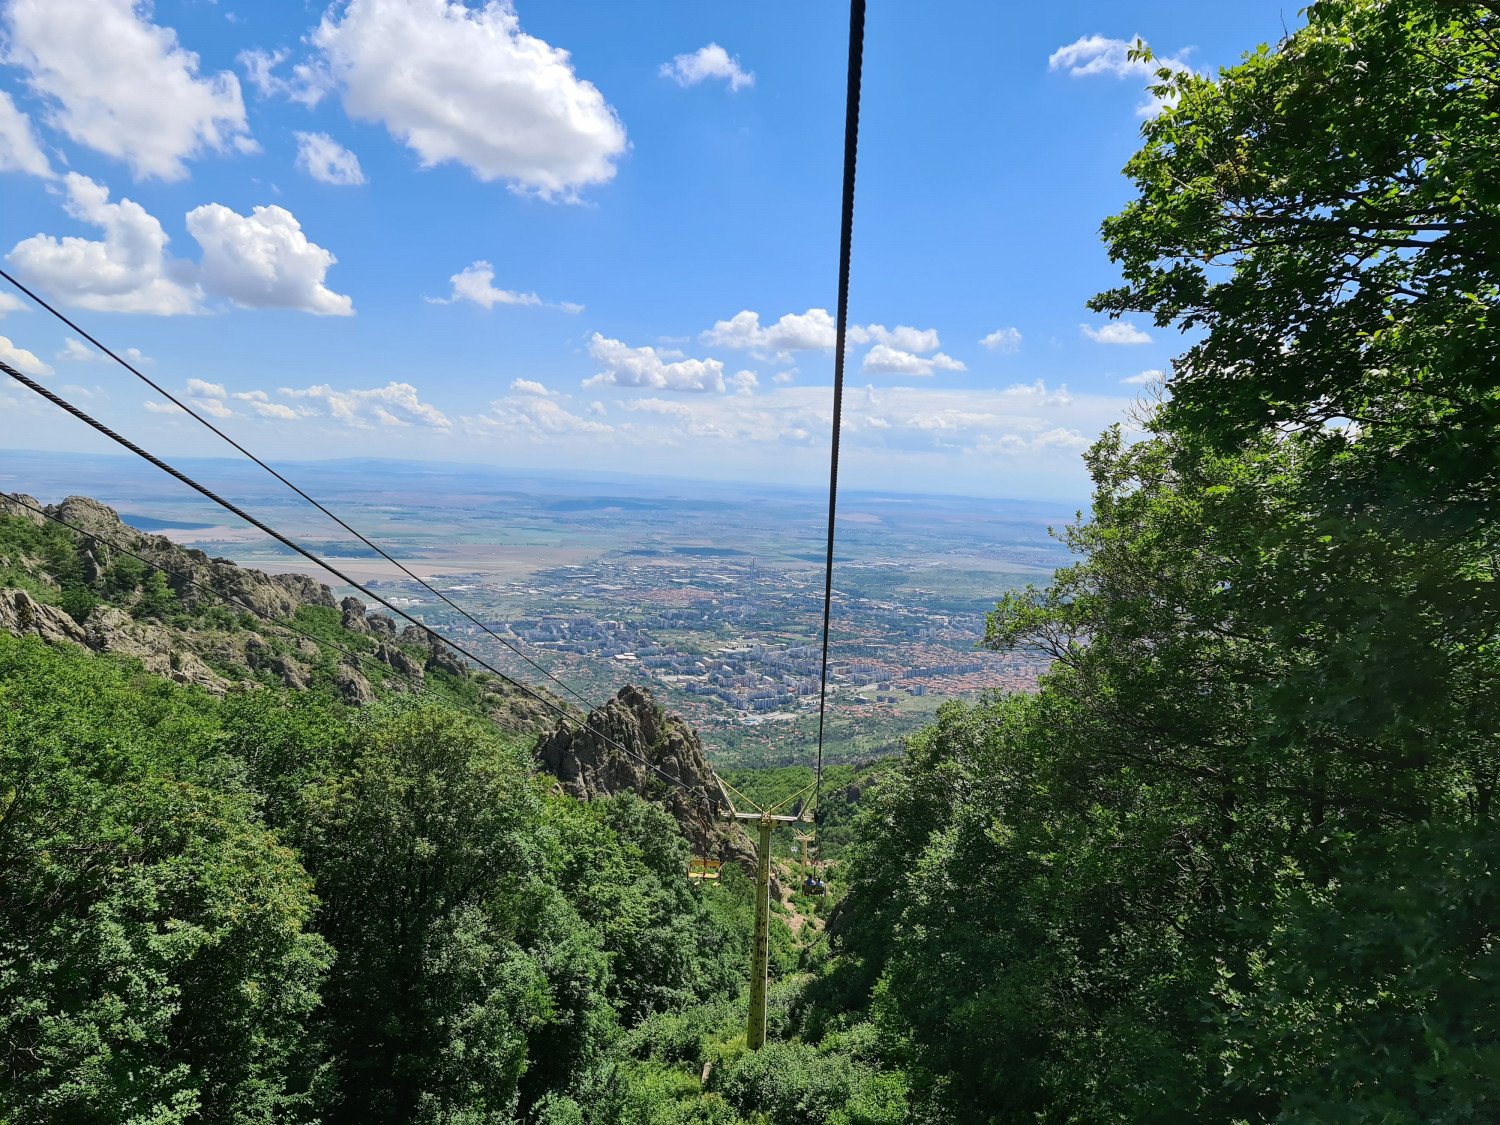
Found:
0,0 -> 1291,501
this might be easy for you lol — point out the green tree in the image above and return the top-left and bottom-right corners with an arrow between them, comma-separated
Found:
0,635 -> 329,1124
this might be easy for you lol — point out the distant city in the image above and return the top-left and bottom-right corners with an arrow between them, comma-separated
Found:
2,450 -> 1073,763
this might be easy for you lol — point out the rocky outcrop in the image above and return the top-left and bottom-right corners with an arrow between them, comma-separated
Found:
536,684 -> 756,870
340,597 -> 370,633
376,642 -> 424,681
426,643 -> 468,679
0,493 -> 46,528
88,606 -> 232,694
334,662 -> 375,705
0,588 -> 92,647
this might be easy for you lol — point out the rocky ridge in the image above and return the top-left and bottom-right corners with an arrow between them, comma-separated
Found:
0,493 -> 562,728
3,491 -> 752,860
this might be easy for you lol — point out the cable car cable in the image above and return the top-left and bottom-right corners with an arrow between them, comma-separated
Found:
4,491 -> 443,704
811,0 -> 866,856
1,360 -> 735,804
0,267 -> 624,724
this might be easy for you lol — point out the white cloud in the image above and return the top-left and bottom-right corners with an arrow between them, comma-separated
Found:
6,173 -> 200,315
509,378 -> 554,397
4,0 -> 253,181
587,400 -> 606,416
55,336 -> 147,365
231,389 -> 303,420
1048,35 -> 1193,115
0,293 -> 25,318
144,399 -> 185,414
185,377 -> 227,399
279,381 -> 450,428
772,370 -> 796,385
862,344 -> 966,377
238,48 -> 334,107
980,326 -> 1022,352
466,392 -> 612,439
56,338 -> 92,363
0,334 -> 52,376
583,333 -> 726,393
703,308 -> 836,352
1121,368 -> 1165,385
702,309 -> 943,356
862,324 -> 941,353
1081,321 -> 1151,345
311,0 -> 626,200
294,131 -> 366,186
186,203 -> 354,316
435,260 -> 542,309
0,90 -> 53,178
189,395 -> 232,419
659,44 -> 754,91
729,369 -> 758,395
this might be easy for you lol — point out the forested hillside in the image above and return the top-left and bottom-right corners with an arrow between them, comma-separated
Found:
4,1 -> 1498,1122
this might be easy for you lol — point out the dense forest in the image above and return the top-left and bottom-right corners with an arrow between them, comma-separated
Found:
4,1 -> 1499,1121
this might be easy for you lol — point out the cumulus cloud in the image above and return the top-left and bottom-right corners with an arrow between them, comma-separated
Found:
1121,368 -> 1165,385
583,333 -> 726,393
4,0 -> 253,180
7,174 -> 200,315
294,131 -> 366,185
1081,320 -> 1151,345
431,260 -> 546,310
703,308 -> 836,352
0,90 -> 54,178
0,293 -> 26,318
863,324 -> 941,353
279,381 -> 450,428
659,44 -> 754,91
862,344 -> 966,377
980,326 -> 1022,352
185,377 -> 226,398
0,334 -> 52,376
509,378 -> 554,396
1048,35 -> 1193,115
311,0 -> 626,199
186,203 -> 354,316
144,399 -> 185,414
189,394 -> 232,418
231,389 -> 303,419
702,309 -> 943,356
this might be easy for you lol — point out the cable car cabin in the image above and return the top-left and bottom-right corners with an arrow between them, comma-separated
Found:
801,876 -> 827,897
688,857 -> 723,881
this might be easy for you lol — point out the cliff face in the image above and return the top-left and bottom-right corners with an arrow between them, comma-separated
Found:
537,684 -> 757,870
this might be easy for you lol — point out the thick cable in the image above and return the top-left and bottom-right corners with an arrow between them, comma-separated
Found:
812,0 -> 866,843
0,267 -> 611,720
2,361 -> 732,802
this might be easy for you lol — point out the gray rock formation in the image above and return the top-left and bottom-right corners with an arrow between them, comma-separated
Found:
0,588 -> 92,648
88,606 -> 232,694
536,684 -> 756,870
340,596 -> 370,633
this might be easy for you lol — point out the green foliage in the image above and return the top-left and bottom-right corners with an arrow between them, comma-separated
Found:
0,627 -> 798,1123
0,634 -> 329,1124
